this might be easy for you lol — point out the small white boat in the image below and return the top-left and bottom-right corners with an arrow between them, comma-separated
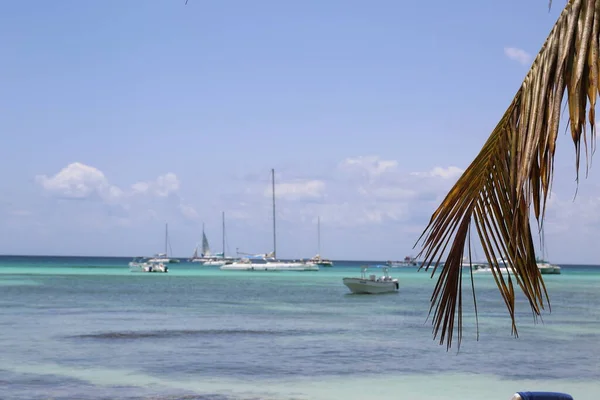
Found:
386,256 -> 418,267
129,257 -> 168,273
343,266 -> 399,294
148,253 -> 170,263
307,254 -> 333,267
473,257 -> 510,276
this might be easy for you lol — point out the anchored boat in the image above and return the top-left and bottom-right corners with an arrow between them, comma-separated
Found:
343,265 -> 399,294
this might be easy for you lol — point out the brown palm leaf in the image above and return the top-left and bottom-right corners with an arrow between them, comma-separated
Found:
416,0 -> 598,350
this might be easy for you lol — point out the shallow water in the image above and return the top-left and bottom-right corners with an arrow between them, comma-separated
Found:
1,256 -> 598,399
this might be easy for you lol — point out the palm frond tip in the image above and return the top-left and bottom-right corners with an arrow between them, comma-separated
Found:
416,0 -> 598,350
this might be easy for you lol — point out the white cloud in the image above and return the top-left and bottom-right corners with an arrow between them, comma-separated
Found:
37,163 -> 182,202
179,203 -> 200,220
339,156 -> 398,179
267,180 -> 326,200
270,158 -> 467,230
35,162 -> 123,202
504,47 -> 532,66
35,162 -> 199,224
411,166 -> 464,179
132,173 -> 180,197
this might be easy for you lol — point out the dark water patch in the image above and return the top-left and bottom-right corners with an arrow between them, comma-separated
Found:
67,328 -> 336,340
112,395 -> 237,400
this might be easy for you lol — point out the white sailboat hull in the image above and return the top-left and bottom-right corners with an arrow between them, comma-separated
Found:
538,263 -> 561,274
342,278 -> 399,294
220,261 -> 319,271
203,260 -> 227,266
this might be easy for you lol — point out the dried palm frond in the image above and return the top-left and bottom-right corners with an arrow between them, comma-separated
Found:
416,0 -> 598,350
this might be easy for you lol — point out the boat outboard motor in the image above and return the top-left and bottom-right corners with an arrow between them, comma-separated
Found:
511,392 -> 573,400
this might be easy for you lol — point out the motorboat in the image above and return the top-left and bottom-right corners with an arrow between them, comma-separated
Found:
386,256 -> 418,267
307,254 -> 333,267
471,256 -> 508,275
342,265 -> 399,294
129,257 -> 168,273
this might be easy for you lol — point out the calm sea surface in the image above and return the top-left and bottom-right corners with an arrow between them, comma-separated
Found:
0,256 -> 599,400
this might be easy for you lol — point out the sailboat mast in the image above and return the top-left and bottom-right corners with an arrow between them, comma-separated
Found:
165,223 -> 168,257
318,216 -> 321,255
222,211 -> 225,257
272,168 -> 277,259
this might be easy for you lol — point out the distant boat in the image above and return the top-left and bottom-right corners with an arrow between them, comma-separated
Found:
536,258 -> 561,275
460,256 -> 487,270
473,257 -> 511,275
148,223 -> 178,264
222,169 -> 319,272
386,256 -> 418,268
221,256 -> 318,271
474,257 -> 561,275
189,223 -> 211,263
191,213 -> 237,266
343,265 -> 399,294
306,217 -> 333,267
129,257 -> 168,273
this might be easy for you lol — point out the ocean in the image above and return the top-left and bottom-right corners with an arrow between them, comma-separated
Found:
0,256 -> 598,400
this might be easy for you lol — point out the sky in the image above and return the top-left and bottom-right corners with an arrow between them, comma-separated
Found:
0,1 -> 597,263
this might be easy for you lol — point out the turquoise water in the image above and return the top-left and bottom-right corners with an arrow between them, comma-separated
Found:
1,256 -> 599,399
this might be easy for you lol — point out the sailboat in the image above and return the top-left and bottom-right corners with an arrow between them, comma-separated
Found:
191,213 -> 237,266
190,223 -> 211,264
306,217 -> 333,266
221,169 -> 319,271
149,223 -> 178,263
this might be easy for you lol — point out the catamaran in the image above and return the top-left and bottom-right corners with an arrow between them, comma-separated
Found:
221,169 -> 319,272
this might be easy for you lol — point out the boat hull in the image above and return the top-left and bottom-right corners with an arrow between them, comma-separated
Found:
221,262 -> 319,271
342,278 -> 398,294
129,264 -> 168,273
539,266 -> 561,274
313,261 -> 333,267
203,260 -> 227,266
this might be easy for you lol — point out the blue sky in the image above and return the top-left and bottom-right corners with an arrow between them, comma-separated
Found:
0,1 -> 595,263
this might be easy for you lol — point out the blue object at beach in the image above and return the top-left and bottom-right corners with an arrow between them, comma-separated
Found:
513,392 -> 573,400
